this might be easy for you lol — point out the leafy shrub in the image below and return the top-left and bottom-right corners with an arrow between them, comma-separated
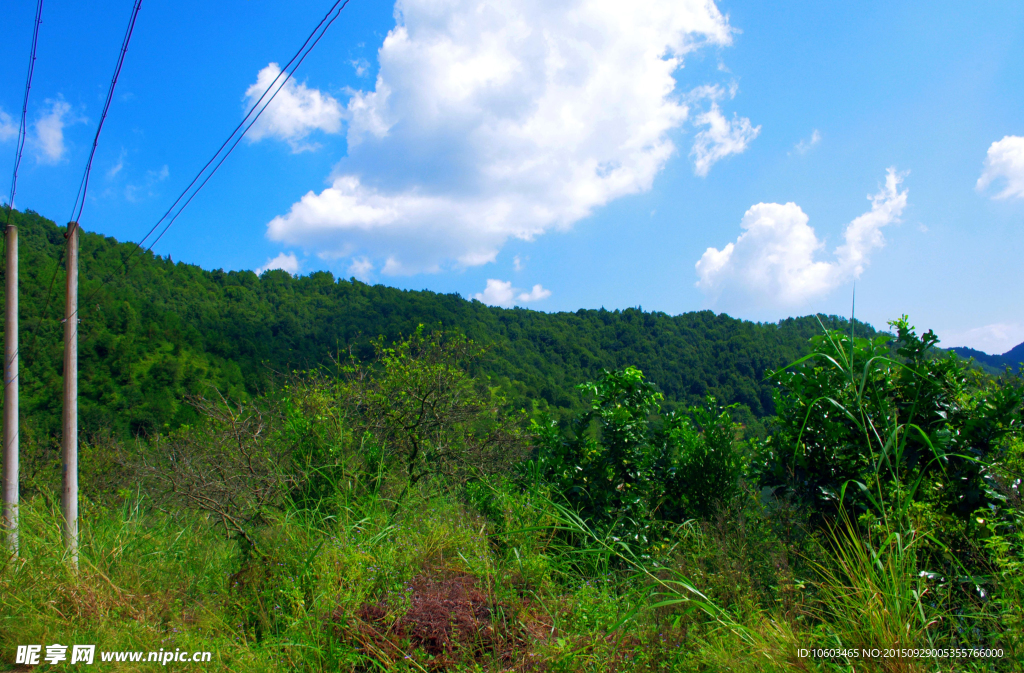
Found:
660,399 -> 744,521
758,316 -> 1024,657
977,433 -> 1024,659
135,328 -> 532,547
334,327 -> 532,490
533,366 -> 742,548
758,317 -> 1023,524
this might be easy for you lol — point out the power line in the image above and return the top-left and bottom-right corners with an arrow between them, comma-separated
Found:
20,0 -> 144,359
78,0 -> 352,310
21,0 -> 353,357
69,0 -> 144,227
110,0 -> 351,281
2,0 -> 45,233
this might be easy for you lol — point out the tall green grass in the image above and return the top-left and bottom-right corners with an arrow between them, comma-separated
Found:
2,477 -> 1019,671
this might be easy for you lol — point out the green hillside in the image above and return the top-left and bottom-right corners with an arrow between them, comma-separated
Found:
2,208 -> 878,443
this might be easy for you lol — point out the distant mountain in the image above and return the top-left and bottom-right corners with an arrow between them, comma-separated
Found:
948,342 -> 1024,372
1003,341 -> 1024,367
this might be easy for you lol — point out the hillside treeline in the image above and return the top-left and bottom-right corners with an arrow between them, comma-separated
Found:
3,208 -> 877,442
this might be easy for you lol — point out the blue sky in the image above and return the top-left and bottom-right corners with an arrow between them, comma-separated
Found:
2,0 -> 1022,353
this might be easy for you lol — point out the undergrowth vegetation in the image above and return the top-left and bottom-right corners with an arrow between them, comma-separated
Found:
2,320 -> 1022,671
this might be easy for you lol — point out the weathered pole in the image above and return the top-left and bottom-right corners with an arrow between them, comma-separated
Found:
62,222 -> 79,568
2,222 -> 18,555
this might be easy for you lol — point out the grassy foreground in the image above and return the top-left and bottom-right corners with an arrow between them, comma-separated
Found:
2,478 -> 1019,672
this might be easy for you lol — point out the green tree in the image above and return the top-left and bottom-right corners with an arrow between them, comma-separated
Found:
341,327 -> 530,488
534,367 -> 741,547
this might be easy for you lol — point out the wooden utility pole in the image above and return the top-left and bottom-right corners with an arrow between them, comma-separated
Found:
2,222 -> 18,555
62,222 -> 79,568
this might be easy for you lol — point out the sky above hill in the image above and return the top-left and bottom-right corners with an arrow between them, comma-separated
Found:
2,0 -> 1022,353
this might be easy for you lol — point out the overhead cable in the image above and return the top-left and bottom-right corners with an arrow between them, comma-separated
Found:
114,0 -> 352,277
3,0 -> 45,232
23,0 -> 144,356
69,0 -> 145,228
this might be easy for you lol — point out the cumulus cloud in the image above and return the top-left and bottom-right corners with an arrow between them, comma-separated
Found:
517,283 -> 552,302
0,108 -> 16,143
348,256 -> 373,280
473,279 -> 551,307
696,168 -> 908,307
256,251 -> 300,275
246,63 -> 343,152
793,129 -> 821,155
267,0 -> 746,274
33,98 -> 84,163
690,103 -> 760,176
474,279 -> 516,306
976,135 -> 1024,200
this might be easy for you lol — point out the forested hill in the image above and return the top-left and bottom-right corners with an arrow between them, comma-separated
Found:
948,344 -> 1024,373
3,208 -> 881,441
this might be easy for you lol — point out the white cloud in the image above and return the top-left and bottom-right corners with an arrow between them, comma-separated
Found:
690,102 -> 760,176
0,108 -> 16,143
348,256 -> 373,280
267,0 -> 742,274
256,251 -> 300,275
245,63 -> 343,152
474,279 -> 515,306
351,58 -> 371,77
517,283 -> 551,302
976,135 -> 1024,200
686,81 -> 737,104
793,129 -> 821,155
942,322 -> 1024,356
33,97 -> 84,164
696,168 -> 908,307
513,255 -> 523,271
473,278 -> 551,306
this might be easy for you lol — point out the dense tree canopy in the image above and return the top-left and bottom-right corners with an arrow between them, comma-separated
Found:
2,208 -> 879,445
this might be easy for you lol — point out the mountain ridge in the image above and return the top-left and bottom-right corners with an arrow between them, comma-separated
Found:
2,208 -> 884,443
947,343 -> 1024,372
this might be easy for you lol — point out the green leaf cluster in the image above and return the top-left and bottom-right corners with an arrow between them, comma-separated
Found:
532,366 -> 742,548
758,316 -> 1024,525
